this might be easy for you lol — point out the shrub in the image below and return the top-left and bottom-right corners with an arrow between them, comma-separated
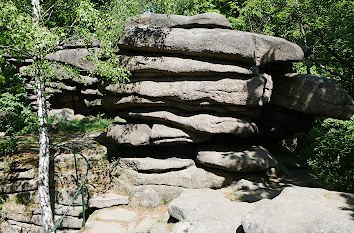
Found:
54,116 -> 114,134
298,116 -> 354,193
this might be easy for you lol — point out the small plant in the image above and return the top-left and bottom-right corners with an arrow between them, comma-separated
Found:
14,193 -> 32,206
0,194 -> 7,211
0,136 -> 19,156
156,218 -> 167,223
162,196 -> 172,205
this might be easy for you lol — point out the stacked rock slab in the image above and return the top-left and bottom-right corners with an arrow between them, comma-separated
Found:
0,133 -> 111,233
18,39 -> 103,116
102,12 -> 353,199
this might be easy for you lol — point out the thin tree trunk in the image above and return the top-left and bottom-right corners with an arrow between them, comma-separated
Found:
36,75 -> 54,233
32,0 -> 55,232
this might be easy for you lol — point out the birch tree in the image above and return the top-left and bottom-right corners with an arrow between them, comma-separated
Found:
31,0 -> 55,230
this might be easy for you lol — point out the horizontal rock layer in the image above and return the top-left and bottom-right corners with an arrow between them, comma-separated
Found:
197,145 -> 278,172
125,111 -> 258,136
124,12 -> 232,29
103,74 -> 273,107
118,26 -> 304,66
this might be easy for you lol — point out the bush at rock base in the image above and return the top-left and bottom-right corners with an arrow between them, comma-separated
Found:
298,115 -> 354,193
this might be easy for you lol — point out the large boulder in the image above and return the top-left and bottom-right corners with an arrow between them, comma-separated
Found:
271,73 -> 354,119
126,111 -> 259,136
118,27 -> 304,66
124,12 -> 232,29
242,186 -> 354,233
168,189 -> 255,233
103,74 -> 273,107
197,145 -> 278,172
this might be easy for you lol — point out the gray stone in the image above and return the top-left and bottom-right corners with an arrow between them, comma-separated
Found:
129,185 -> 185,202
171,221 -> 193,233
126,111 -> 258,136
89,192 -> 129,209
1,180 -> 38,193
104,74 -> 273,107
151,124 -> 211,145
124,12 -> 232,29
48,108 -> 75,122
1,203 -> 82,229
242,187 -> 354,233
271,73 -> 354,119
45,48 -> 99,72
197,145 -> 278,172
118,157 -> 195,172
106,123 -> 151,146
168,189 -> 255,233
120,55 -> 254,76
81,206 -> 169,233
0,169 -> 36,180
234,188 -> 281,203
121,166 -> 226,189
118,27 -> 304,66
150,222 -> 170,233
101,95 -> 261,118
232,179 -> 268,191
134,186 -> 162,207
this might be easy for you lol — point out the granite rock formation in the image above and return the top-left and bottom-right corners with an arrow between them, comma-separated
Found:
5,12 -> 354,233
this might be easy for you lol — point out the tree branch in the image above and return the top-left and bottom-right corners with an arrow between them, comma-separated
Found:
314,61 -> 354,84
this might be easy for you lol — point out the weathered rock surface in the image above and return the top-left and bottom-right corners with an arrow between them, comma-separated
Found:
89,192 -> 129,209
102,95 -> 260,118
120,166 -> 226,189
126,111 -> 259,136
120,55 -> 254,76
80,206 -> 169,233
151,124 -> 211,144
107,123 -> 152,146
45,48 -> 99,72
124,12 -> 232,29
168,189 -> 255,233
107,123 -> 211,146
118,157 -> 195,172
197,145 -> 278,172
271,73 -> 354,119
242,187 -> 354,233
103,74 -> 273,107
129,185 -> 185,203
118,27 -> 304,66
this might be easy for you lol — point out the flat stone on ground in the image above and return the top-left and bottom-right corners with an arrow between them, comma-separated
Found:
168,189 -> 255,233
89,192 -> 129,209
242,186 -> 354,233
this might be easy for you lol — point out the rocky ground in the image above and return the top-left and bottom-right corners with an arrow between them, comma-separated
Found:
1,131 -> 353,233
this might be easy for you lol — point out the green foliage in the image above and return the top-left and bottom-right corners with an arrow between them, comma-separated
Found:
298,116 -> 354,193
0,92 -> 38,136
54,117 -> 114,134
